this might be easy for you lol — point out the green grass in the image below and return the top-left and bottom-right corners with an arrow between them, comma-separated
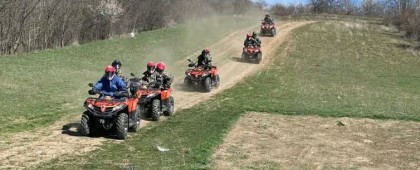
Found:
0,16 -> 257,135
40,20 -> 420,169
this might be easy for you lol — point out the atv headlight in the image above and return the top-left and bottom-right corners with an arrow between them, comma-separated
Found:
87,104 -> 94,109
112,104 -> 124,111
147,94 -> 155,98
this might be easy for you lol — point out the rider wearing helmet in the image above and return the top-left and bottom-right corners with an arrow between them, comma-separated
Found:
91,65 -> 127,98
244,34 -> 257,47
141,61 -> 156,84
154,62 -> 174,89
263,13 -> 274,24
197,48 -> 212,69
252,31 -> 261,47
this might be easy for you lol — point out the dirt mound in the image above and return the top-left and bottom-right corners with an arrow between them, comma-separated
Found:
212,112 -> 420,169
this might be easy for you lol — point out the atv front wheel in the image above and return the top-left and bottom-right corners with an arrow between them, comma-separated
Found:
271,29 -> 276,36
214,75 -> 220,88
128,106 -> 141,132
79,111 -> 95,137
115,113 -> 128,139
204,77 -> 212,92
163,96 -> 175,116
151,99 -> 161,121
241,52 -> 247,61
256,53 -> 262,64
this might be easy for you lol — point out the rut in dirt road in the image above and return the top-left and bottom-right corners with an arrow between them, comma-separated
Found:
0,21 -> 313,169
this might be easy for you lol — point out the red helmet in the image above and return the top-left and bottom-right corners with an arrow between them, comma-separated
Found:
105,65 -> 116,73
156,62 -> 166,72
204,48 -> 210,53
246,33 -> 252,38
147,61 -> 156,74
104,65 -> 116,80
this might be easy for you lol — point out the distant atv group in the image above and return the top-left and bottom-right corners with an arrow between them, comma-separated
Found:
241,14 -> 276,64
78,14 -> 276,140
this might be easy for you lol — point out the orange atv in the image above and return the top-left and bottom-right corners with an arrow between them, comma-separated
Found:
184,59 -> 220,92
242,45 -> 262,64
130,73 -> 174,121
78,83 -> 140,140
260,21 -> 276,37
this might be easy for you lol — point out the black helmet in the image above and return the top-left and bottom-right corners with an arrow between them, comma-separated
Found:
252,31 -> 257,37
111,60 -> 122,69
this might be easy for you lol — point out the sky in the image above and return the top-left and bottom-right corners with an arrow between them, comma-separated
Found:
257,0 -> 308,6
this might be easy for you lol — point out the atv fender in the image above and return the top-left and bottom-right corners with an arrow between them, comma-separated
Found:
127,98 -> 139,113
210,68 -> 218,76
161,88 -> 172,100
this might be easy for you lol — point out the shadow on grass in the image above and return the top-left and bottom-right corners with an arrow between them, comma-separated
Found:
231,56 -> 261,64
61,122 -> 82,136
61,122 -> 123,139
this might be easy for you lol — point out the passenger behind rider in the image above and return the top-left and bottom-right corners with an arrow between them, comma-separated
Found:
90,66 -> 128,99
252,31 -> 261,47
263,13 -> 274,24
244,34 -> 258,47
154,62 -> 174,90
196,48 -> 212,69
141,61 -> 156,85
111,59 -> 127,82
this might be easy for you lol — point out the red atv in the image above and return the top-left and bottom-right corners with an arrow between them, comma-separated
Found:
130,73 -> 174,121
78,83 -> 140,140
242,45 -> 262,64
260,21 -> 276,37
184,59 -> 220,92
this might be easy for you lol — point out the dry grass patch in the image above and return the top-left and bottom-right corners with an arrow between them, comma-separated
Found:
212,112 -> 420,169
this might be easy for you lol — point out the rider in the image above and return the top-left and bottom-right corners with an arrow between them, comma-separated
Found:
263,13 -> 274,24
154,62 -> 174,90
197,48 -> 212,69
252,31 -> 261,47
141,61 -> 156,85
244,34 -> 258,47
90,65 -> 128,98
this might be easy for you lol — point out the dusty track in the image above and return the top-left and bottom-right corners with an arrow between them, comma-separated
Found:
0,21 -> 312,169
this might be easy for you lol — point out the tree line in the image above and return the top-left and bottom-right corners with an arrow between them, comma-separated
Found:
0,0 -> 256,55
271,0 -> 420,40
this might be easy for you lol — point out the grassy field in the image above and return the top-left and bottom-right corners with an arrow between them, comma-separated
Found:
41,19 -> 419,169
0,16 -> 257,135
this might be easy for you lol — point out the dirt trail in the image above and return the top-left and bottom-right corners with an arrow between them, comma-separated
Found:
0,21 -> 312,169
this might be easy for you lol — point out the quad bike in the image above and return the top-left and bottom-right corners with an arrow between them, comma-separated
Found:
184,59 -> 220,92
242,45 -> 262,64
78,83 -> 140,140
130,73 -> 174,121
260,21 -> 276,37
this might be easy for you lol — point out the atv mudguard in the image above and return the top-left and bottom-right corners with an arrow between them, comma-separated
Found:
161,88 -> 172,100
127,98 -> 139,113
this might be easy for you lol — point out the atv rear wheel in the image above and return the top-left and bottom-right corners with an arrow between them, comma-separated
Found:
128,106 -> 140,132
204,77 -> 212,92
79,111 -> 93,136
115,113 -> 128,139
163,96 -> 174,116
151,99 -> 161,121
